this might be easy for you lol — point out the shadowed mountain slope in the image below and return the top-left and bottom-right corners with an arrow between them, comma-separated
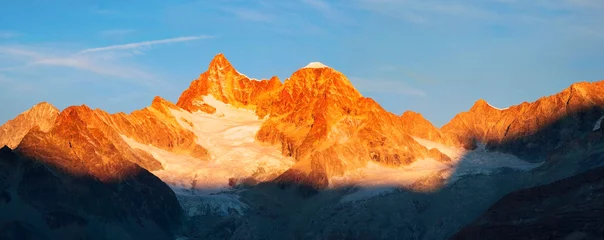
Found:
0,146 -> 184,240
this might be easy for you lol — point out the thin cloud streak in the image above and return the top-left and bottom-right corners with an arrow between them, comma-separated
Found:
223,8 -> 275,23
79,35 -> 214,54
32,57 -> 155,80
0,34 -> 215,87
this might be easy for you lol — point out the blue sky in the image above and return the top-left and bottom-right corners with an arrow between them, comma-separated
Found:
1,0 -> 603,126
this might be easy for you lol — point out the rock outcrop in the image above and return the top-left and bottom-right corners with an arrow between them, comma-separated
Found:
0,102 -> 59,149
400,110 -> 457,146
177,58 -> 452,189
442,81 -> 604,160
177,53 -> 282,114
9,96 -> 209,180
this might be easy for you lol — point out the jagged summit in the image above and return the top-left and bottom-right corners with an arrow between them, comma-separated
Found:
6,53 -> 604,194
303,62 -> 329,69
208,53 -> 232,70
177,53 -> 282,113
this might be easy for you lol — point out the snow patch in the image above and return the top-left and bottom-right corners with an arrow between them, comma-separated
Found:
336,138 -> 543,202
593,116 -> 604,131
121,95 -> 295,215
486,102 -> 508,111
332,160 -> 453,203
412,137 -> 465,159
235,69 -> 259,81
303,62 -> 329,69
446,145 -> 542,183
122,96 -> 294,192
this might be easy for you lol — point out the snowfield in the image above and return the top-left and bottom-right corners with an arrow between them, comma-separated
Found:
593,115 -> 604,131
122,95 -> 295,216
303,62 -> 329,69
332,137 -> 542,202
123,94 -> 544,214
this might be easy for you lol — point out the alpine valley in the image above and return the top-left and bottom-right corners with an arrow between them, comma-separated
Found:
1,54 -> 603,240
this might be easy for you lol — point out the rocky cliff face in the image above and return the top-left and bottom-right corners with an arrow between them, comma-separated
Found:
442,81 -> 604,160
176,53 -> 282,114
8,96 -> 209,180
400,111 -> 457,146
0,102 -> 59,149
253,65 -> 451,189
175,56 -> 452,190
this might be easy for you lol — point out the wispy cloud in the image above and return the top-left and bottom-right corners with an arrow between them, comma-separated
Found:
0,46 -> 156,84
79,35 -> 214,54
0,35 -> 214,88
302,0 -> 331,14
99,29 -> 135,37
223,8 -> 275,23
32,56 -> 154,80
301,0 -> 352,24
210,1 -> 341,35
350,77 -> 427,97
354,0 -> 495,23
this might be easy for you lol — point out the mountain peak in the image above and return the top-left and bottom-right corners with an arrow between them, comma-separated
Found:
0,101 -> 61,149
208,53 -> 232,70
401,110 -> 423,118
472,98 -> 489,107
177,54 -> 283,112
31,101 -> 57,110
470,98 -> 506,111
303,62 -> 329,69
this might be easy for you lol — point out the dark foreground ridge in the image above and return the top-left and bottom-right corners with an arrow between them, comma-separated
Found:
0,146 -> 184,240
452,163 -> 604,240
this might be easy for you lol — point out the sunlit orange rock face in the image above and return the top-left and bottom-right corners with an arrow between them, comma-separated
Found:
251,66 -> 451,189
13,97 -> 208,182
0,102 -> 59,149
9,53 -> 603,191
174,54 -> 453,189
177,53 -> 282,113
442,81 -> 604,158
400,111 -> 457,146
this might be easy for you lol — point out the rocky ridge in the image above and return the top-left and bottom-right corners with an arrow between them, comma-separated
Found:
0,102 -> 59,149
176,55 -> 453,189
442,81 -> 604,160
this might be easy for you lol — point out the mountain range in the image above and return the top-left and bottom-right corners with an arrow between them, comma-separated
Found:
1,53 -> 603,239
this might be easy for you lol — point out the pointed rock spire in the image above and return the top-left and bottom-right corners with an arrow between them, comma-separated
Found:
177,53 -> 283,113
207,53 -> 233,71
